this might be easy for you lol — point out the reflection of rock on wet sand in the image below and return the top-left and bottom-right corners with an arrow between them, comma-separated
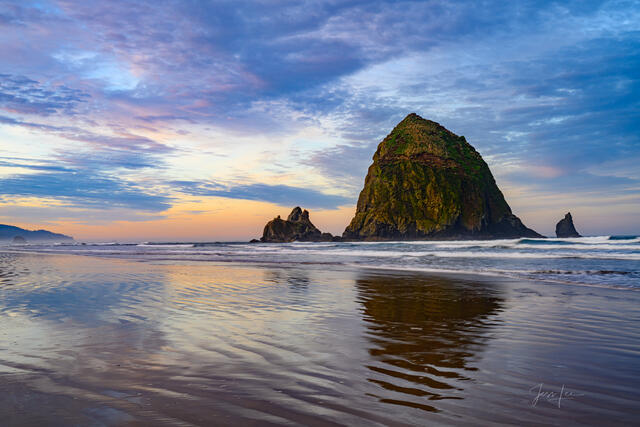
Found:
356,273 -> 504,412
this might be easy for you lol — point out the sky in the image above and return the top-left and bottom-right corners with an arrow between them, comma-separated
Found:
0,0 -> 638,241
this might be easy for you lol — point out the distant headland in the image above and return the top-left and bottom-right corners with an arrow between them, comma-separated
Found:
0,224 -> 73,244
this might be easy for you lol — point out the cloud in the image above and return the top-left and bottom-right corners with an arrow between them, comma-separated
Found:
173,180 -> 352,210
302,142 -> 377,191
0,114 -> 172,172
0,73 -> 90,115
0,157 -> 73,172
296,3 -> 640,204
503,170 -> 639,195
0,205 -> 166,225
0,170 -> 171,212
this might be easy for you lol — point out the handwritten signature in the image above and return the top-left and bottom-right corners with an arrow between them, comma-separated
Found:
530,383 -> 584,408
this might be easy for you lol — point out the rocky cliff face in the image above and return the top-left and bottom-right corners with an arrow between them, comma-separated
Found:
555,212 -> 581,238
343,113 -> 542,240
259,207 -> 334,242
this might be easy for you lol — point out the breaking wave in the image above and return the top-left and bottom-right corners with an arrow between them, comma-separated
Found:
3,235 -> 638,288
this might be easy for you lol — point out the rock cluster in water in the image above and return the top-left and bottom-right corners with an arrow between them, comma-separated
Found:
555,212 -> 581,238
258,207 -> 335,243
342,113 -> 542,240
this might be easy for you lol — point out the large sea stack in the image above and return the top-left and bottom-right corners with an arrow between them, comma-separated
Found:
555,212 -> 581,238
259,207 -> 334,242
343,113 -> 542,240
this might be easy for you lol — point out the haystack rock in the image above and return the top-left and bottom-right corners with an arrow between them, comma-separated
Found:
343,113 -> 542,240
555,212 -> 581,238
259,207 -> 334,242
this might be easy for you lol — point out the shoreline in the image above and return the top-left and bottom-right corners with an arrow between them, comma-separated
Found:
4,247 -> 638,292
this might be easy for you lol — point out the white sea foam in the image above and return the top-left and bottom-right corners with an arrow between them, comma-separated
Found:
137,244 -> 195,248
6,237 -> 639,288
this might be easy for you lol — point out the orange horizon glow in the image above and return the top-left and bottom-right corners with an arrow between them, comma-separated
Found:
2,199 -> 357,242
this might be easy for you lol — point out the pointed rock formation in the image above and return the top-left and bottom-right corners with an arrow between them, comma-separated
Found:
343,113 -> 542,240
259,207 -> 334,242
555,212 -> 581,238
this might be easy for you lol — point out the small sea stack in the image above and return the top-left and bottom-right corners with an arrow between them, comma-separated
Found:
11,236 -> 27,244
258,207 -> 334,243
555,212 -> 582,238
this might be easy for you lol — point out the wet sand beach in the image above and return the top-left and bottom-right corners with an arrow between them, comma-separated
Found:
0,251 -> 638,426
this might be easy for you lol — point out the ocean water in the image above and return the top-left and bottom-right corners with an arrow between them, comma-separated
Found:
6,235 -> 639,288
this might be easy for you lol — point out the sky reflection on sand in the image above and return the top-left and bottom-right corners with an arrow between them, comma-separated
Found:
0,252 -> 639,425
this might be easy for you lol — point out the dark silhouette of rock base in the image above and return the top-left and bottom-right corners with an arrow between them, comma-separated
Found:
258,207 -> 335,242
555,212 -> 581,238
11,236 -> 27,244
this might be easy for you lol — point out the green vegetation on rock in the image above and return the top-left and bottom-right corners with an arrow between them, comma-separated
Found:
343,113 -> 542,240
